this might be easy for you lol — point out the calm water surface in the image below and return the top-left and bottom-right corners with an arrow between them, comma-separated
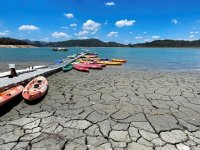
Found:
1,47 -> 200,71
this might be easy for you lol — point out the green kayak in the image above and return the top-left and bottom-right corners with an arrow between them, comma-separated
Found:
63,64 -> 73,72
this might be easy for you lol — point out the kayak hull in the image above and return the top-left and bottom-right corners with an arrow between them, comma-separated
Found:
112,59 -> 127,63
63,64 -> 73,72
77,64 -> 103,70
96,61 -> 123,65
74,65 -> 89,72
22,76 -> 48,101
0,85 -> 24,107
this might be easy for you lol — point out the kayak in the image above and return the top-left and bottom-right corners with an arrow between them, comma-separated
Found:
84,55 -> 98,58
74,64 -> 89,72
96,61 -> 123,65
63,64 -> 73,72
77,64 -> 103,70
0,85 -> 24,107
101,58 -> 109,61
112,59 -> 127,63
68,54 -> 78,59
55,60 -> 63,64
82,62 -> 106,67
22,76 -> 48,101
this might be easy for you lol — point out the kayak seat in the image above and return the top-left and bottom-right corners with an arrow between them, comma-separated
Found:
34,84 -> 40,88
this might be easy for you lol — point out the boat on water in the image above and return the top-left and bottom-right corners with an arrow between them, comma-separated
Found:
52,47 -> 68,51
22,76 -> 48,101
112,59 -> 127,63
63,64 -> 73,72
0,85 -> 24,107
73,64 -> 89,72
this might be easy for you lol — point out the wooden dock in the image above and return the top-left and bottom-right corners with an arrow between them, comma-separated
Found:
0,53 -> 85,91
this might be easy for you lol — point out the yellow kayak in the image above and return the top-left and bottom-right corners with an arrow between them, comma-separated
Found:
96,61 -> 123,65
112,59 -> 127,63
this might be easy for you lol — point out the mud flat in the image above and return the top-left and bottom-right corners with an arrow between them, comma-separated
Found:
0,67 -> 200,149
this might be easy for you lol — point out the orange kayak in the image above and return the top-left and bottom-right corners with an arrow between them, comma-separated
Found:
96,61 -> 123,65
111,59 -> 127,63
0,85 -> 24,107
22,76 -> 48,101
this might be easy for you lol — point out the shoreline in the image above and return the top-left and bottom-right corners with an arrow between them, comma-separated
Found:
1,45 -> 200,49
0,45 -> 37,48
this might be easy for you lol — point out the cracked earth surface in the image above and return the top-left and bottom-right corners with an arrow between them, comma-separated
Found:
0,68 -> 200,150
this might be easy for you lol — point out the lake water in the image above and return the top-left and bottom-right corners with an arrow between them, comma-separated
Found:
1,47 -> 200,71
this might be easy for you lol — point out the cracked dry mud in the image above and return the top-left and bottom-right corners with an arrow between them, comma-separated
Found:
0,68 -> 200,150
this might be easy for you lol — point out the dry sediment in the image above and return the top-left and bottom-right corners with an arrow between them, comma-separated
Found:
0,67 -> 200,149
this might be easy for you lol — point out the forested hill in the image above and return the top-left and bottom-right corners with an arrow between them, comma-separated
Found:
46,39 -> 126,47
131,40 -> 200,47
0,37 -> 29,45
1,37 -> 200,47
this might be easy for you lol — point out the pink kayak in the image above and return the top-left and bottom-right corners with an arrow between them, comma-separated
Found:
82,62 -> 106,67
78,64 -> 103,70
74,64 -> 89,72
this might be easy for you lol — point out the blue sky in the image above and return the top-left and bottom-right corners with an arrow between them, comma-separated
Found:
0,0 -> 200,43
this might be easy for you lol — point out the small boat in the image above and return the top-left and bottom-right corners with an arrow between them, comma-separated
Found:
82,62 -> 106,67
0,85 -> 24,107
84,55 -> 98,58
22,76 -> 48,101
52,47 -> 68,51
63,64 -> 73,72
74,64 -> 89,72
55,60 -> 63,64
77,64 -> 103,70
101,58 -> 109,61
96,61 -> 123,65
68,54 -> 78,59
112,59 -> 127,63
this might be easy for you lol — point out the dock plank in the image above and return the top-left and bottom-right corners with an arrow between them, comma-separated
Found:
0,53 -> 84,90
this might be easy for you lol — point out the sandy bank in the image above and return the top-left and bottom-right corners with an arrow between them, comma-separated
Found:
0,45 -> 37,48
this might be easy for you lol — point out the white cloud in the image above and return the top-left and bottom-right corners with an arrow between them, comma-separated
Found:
64,13 -> 74,19
152,35 -> 160,39
105,2 -> 115,6
144,39 -> 151,42
61,26 -> 68,29
0,30 -> 9,36
129,32 -> 132,34
78,36 -> 88,39
41,38 -> 49,42
51,32 -> 70,39
135,36 -> 143,40
115,19 -> 136,27
190,31 -> 199,34
82,20 -> 101,32
107,31 -> 118,37
144,31 -> 147,34
70,23 -> 77,27
75,30 -> 89,36
18,25 -> 40,31
172,19 -> 178,24
189,35 -> 195,38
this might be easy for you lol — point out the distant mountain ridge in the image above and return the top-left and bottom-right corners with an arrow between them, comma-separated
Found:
131,39 -> 200,47
1,37 -> 200,47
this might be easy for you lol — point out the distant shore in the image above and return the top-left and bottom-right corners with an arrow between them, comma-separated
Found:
0,45 -> 37,48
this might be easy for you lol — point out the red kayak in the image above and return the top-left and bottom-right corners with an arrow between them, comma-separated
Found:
74,64 -> 89,72
78,64 -> 103,70
82,62 -> 106,67
0,85 -> 24,107
22,76 -> 48,101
